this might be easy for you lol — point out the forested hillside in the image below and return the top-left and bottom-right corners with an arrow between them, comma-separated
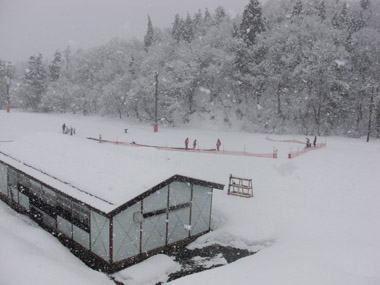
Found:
1,0 -> 380,137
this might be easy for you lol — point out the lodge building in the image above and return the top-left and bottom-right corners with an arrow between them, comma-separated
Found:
0,134 -> 224,272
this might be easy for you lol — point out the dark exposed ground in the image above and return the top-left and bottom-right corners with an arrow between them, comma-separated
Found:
165,244 -> 256,283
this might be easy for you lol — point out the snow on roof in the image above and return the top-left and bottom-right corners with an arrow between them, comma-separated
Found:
0,133 -> 223,213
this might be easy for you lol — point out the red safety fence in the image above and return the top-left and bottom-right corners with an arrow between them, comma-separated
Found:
288,143 -> 327,159
88,138 -> 277,159
266,136 -> 305,144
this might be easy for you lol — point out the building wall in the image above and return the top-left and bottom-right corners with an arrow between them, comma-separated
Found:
112,181 -> 213,265
0,161 -> 110,263
113,202 -> 141,262
0,162 -> 8,196
191,184 -> 213,236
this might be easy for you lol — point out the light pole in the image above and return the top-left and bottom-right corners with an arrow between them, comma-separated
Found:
153,72 -> 158,132
5,62 -> 10,113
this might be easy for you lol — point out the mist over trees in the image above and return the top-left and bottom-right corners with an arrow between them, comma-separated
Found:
1,0 -> 380,137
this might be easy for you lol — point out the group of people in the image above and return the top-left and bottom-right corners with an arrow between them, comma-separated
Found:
306,136 -> 317,148
62,123 -> 76,136
184,137 -> 222,151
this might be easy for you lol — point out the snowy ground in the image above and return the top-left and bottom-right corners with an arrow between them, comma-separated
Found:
0,110 -> 379,285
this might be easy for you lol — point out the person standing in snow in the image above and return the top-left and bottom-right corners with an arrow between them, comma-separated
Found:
313,136 -> 317,147
62,123 -> 66,134
185,137 -> 189,150
306,138 -> 311,148
193,139 -> 197,149
216,138 -> 221,151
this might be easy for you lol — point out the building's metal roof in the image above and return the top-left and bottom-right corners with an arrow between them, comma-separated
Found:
0,133 -> 224,214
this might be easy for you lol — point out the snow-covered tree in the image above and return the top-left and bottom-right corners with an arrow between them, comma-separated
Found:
19,54 -> 48,111
215,6 -> 226,24
183,13 -> 194,42
49,50 -> 62,81
172,14 -> 183,42
240,0 -> 265,46
144,16 -> 154,51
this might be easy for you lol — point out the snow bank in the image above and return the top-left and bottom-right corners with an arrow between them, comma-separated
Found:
113,254 -> 181,285
0,110 -> 380,285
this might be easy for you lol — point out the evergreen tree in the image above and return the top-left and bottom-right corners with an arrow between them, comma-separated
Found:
0,60 -> 14,109
144,16 -> 154,51
292,0 -> 303,17
232,22 -> 240,38
172,14 -> 183,42
21,54 -> 48,111
240,0 -> 265,46
204,8 -> 211,24
317,1 -> 327,21
183,13 -> 194,42
193,9 -> 203,35
332,3 -> 348,29
215,6 -> 226,24
49,50 -> 62,81
360,0 -> 370,10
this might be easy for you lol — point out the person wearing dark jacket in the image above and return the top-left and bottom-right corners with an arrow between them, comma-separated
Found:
216,138 -> 221,151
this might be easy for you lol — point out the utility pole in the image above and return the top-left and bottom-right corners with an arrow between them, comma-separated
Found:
154,72 -> 159,132
5,62 -> 10,113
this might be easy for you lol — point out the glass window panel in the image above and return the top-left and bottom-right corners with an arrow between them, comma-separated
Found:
113,203 -> 141,262
57,195 -> 72,212
73,202 -> 90,227
30,179 -> 42,192
19,192 -> 30,210
0,162 -> 8,196
73,225 -> 90,249
143,186 -> 168,213
191,185 -> 212,236
43,214 -> 56,229
141,213 -> 166,253
168,207 -> 190,244
57,216 -> 72,238
169,182 -> 191,207
42,186 -> 57,206
10,185 -> 18,203
19,173 -> 31,188
8,168 -> 18,186
91,211 -> 110,261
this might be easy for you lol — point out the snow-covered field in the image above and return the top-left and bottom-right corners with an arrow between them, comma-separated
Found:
0,110 -> 379,285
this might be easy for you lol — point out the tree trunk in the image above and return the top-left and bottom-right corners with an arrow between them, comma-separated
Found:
312,104 -> 321,136
276,84 -> 282,116
366,90 -> 374,142
356,102 -> 362,133
375,101 -> 380,138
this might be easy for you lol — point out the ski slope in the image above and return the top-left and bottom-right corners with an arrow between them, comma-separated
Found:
0,110 -> 379,285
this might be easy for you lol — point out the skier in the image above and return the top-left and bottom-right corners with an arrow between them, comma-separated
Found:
62,123 -> 66,134
216,138 -> 221,151
193,139 -> 197,149
313,136 -> 317,147
185,137 -> 189,150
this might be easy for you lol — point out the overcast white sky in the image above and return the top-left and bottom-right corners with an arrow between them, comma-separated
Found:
0,0 -> 250,63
